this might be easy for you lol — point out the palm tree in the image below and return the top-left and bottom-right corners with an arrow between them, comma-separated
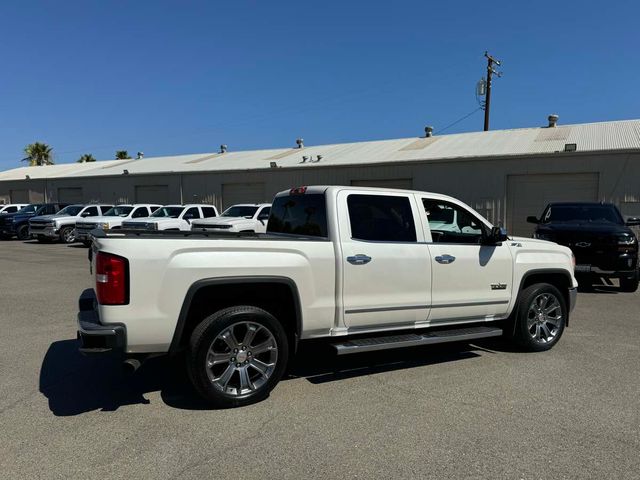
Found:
22,142 -> 54,166
77,154 -> 96,163
115,150 -> 131,160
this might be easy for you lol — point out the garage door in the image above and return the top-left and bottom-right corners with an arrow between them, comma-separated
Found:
351,179 -> 413,189
507,173 -> 599,237
58,187 -> 83,204
10,189 -> 29,203
222,183 -> 266,210
135,185 -> 170,204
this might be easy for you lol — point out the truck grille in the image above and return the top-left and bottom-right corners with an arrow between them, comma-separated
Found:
122,222 -> 153,230
192,223 -> 232,230
76,223 -> 97,232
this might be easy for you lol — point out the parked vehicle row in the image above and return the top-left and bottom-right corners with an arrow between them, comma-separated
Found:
75,204 -> 162,246
0,203 -> 68,240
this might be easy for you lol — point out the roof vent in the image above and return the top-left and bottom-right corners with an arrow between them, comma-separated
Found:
296,138 -> 304,149
136,151 -> 144,159
425,126 -> 434,137
548,114 -> 559,128
220,144 -> 228,154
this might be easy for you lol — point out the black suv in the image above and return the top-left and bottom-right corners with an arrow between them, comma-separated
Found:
0,203 -> 68,240
528,202 -> 640,292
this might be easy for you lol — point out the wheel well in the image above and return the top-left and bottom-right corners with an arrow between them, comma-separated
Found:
521,272 -> 571,311
174,281 -> 299,352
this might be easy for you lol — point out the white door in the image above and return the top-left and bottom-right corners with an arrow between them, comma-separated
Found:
222,183 -> 266,210
418,197 -> 513,325
338,190 -> 431,329
507,173 -> 599,237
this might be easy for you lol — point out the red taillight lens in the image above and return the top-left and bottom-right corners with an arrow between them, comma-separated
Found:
289,186 -> 307,195
95,252 -> 129,305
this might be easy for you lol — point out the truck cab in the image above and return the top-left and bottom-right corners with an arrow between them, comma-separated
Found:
75,204 -> 162,246
121,204 -> 218,231
191,203 -> 271,233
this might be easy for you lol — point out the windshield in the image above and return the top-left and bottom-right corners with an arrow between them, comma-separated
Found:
103,206 -> 134,217
543,205 -> 623,224
56,205 -> 83,216
17,204 -> 42,214
221,206 -> 259,218
151,206 -> 184,218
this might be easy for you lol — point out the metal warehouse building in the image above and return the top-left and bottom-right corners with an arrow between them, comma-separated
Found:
1,117 -> 639,236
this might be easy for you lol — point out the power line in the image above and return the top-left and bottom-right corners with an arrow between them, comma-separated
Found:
436,107 -> 483,134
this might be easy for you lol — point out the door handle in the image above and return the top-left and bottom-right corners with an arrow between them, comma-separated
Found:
435,254 -> 456,264
347,254 -> 372,265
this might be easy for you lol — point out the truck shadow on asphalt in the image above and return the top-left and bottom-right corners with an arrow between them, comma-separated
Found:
40,339 -> 488,415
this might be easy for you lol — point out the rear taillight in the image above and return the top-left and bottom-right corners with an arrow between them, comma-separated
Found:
95,252 -> 129,305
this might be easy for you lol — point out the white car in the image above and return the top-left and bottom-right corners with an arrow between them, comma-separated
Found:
0,204 -> 28,215
75,204 -> 162,245
79,186 -> 578,408
121,204 -> 218,231
191,203 -> 271,233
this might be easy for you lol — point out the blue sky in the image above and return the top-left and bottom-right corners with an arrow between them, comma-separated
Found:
1,0 -> 638,169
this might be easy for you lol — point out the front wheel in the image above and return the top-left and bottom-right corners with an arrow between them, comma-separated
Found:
59,226 -> 76,244
187,306 -> 289,408
512,283 -> 567,352
620,272 -> 639,293
16,225 -> 30,241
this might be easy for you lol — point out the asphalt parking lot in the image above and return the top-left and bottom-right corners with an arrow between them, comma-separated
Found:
0,241 -> 638,479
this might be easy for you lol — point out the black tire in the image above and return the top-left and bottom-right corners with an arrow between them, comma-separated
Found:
187,305 -> 289,408
59,226 -> 76,244
512,283 -> 567,352
620,272 -> 639,293
16,225 -> 30,241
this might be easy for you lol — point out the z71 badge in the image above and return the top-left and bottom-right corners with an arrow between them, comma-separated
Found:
491,283 -> 507,290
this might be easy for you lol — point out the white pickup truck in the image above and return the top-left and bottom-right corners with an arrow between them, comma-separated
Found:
74,204 -> 162,246
30,204 -> 114,243
191,203 -> 271,233
78,186 -> 577,408
120,204 -> 218,231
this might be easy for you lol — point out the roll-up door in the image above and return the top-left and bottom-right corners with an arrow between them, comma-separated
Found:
58,187 -> 83,204
135,185 -> 170,204
350,179 -> 413,189
222,183 -> 266,210
507,173 -> 599,237
10,189 -> 29,203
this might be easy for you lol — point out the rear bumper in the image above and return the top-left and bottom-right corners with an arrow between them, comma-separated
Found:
77,289 -> 126,356
568,287 -> 577,313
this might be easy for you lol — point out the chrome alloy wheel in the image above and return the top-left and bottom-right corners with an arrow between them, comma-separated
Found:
526,293 -> 563,344
205,321 -> 278,396
62,228 -> 76,243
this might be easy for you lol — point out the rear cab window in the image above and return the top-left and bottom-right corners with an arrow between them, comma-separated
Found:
267,193 -> 328,237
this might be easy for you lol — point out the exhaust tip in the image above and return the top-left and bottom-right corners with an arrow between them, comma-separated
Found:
123,358 -> 141,374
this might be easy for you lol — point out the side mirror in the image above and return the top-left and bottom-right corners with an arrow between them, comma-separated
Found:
483,226 -> 508,245
626,217 -> 640,226
526,216 -> 539,224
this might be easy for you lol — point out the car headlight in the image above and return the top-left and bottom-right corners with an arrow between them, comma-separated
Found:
101,223 -> 110,230
617,234 -> 637,245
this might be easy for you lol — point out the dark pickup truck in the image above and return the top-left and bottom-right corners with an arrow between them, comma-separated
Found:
528,202 -> 640,292
0,203 -> 68,240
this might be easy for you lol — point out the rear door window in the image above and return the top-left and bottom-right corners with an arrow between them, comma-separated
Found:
347,194 -> 417,242
202,207 -> 217,218
267,194 -> 328,237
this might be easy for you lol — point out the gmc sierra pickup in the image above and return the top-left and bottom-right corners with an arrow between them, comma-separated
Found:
78,186 -> 577,408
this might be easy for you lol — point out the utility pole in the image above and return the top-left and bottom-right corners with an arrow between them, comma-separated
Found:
482,51 -> 502,131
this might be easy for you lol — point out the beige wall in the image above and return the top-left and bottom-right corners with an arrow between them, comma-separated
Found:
1,152 -> 639,227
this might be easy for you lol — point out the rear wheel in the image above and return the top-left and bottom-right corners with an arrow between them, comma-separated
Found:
187,306 -> 289,408
620,272 -> 639,293
59,226 -> 76,243
513,283 -> 566,352
16,225 -> 30,241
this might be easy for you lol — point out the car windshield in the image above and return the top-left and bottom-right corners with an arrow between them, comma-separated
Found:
151,206 -> 184,218
221,206 -> 259,218
55,205 -> 83,216
17,204 -> 41,214
104,206 -> 134,217
544,205 -> 623,224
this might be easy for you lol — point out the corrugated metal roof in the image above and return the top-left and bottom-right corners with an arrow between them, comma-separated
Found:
1,119 -> 639,181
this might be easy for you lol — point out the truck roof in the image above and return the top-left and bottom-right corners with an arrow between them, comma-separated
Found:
274,185 -> 467,204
